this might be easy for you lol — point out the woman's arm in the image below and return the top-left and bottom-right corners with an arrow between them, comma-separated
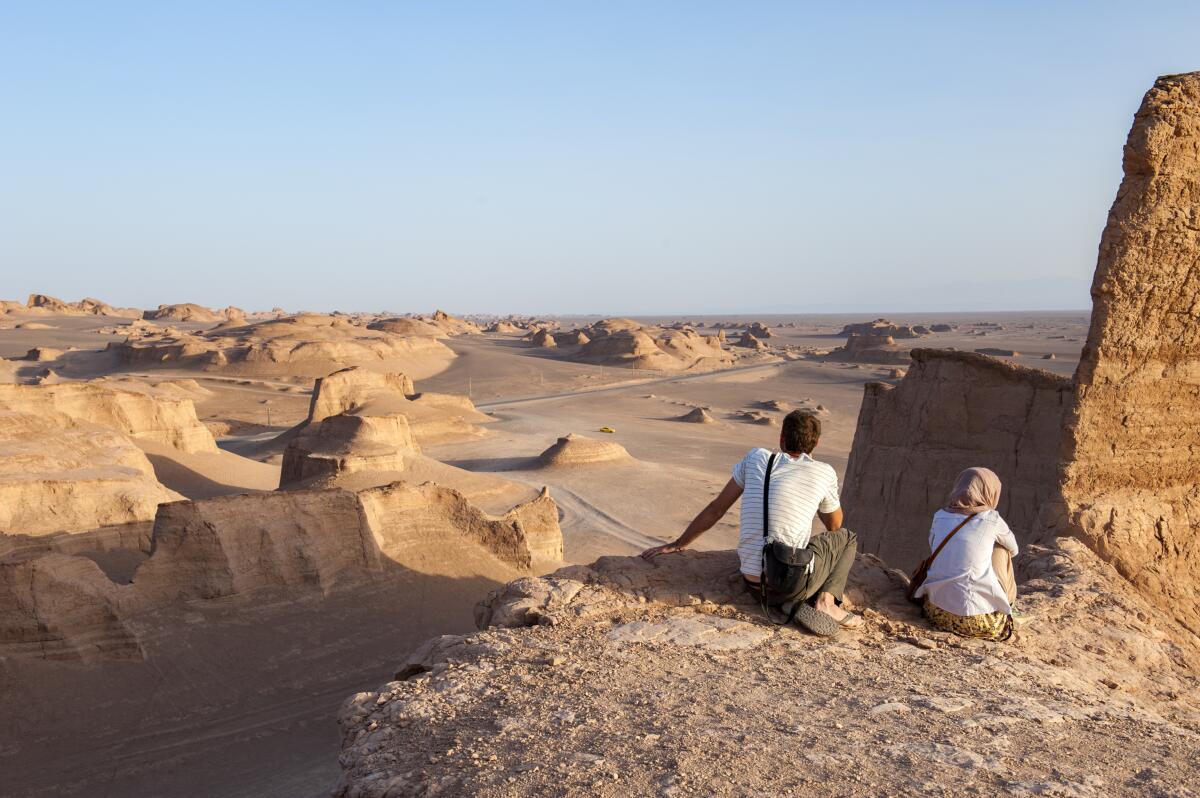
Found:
995,517 -> 1019,556
640,478 -> 744,559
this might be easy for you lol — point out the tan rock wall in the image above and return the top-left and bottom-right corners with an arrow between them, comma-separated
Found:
0,554 -> 139,661
842,73 -> 1200,636
842,350 -> 1071,571
0,383 -> 217,454
1058,73 -> 1200,635
0,411 -> 182,536
135,490 -> 378,601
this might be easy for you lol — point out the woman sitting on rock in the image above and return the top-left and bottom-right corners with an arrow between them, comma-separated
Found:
914,467 -> 1019,641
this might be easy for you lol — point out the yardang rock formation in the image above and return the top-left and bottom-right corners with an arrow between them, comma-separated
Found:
843,72 -> 1200,635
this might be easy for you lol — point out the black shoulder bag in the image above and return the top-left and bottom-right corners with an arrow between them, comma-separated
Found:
759,453 -> 817,624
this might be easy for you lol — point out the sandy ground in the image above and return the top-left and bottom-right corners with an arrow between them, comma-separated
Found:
0,310 -> 1090,796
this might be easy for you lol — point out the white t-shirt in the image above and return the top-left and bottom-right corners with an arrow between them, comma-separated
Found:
915,509 -> 1019,616
732,448 -> 841,578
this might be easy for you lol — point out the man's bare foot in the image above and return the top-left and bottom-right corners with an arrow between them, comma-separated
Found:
812,593 -> 864,629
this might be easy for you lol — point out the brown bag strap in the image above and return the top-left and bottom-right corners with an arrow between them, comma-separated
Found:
928,512 -> 978,568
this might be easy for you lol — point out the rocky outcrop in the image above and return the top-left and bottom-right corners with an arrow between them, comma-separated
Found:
306,368 -> 416,424
337,542 -> 1200,797
842,72 -> 1200,634
842,350 -> 1072,570
840,318 -> 928,339
109,313 -> 455,379
733,331 -> 768,349
529,328 -> 557,348
427,309 -> 481,336
553,329 -> 590,346
366,317 -> 443,337
143,303 -> 222,323
22,346 -> 65,362
829,332 -> 910,365
1053,72 -> 1200,635
2,482 -> 562,661
743,322 -> 774,339
134,489 -> 379,601
538,434 -> 632,467
135,484 -> 561,600
359,482 -> 562,571
24,295 -> 134,317
0,382 -> 218,454
575,323 -> 733,371
0,554 -> 140,661
299,367 -> 485,447
280,413 -> 419,487
676,407 -> 716,423
0,410 -> 182,536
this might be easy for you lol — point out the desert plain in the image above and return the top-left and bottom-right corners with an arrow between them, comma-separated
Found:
2,72 -> 1200,798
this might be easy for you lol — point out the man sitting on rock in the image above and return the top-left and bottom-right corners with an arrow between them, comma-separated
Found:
641,410 -> 863,635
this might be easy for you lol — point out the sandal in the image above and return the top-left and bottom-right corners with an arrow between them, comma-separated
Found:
837,611 -> 864,629
791,603 -> 841,637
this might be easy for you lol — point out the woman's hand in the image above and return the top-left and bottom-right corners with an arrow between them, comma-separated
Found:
640,542 -> 684,560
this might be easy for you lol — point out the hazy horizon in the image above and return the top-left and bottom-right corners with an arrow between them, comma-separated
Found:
3,2 -> 1197,314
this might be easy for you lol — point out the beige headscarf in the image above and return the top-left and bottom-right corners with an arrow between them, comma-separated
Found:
944,467 -> 1002,514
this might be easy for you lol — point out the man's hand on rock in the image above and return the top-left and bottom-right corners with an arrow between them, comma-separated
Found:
640,542 -> 684,560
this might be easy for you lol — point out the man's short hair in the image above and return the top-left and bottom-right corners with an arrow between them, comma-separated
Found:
782,410 -> 821,454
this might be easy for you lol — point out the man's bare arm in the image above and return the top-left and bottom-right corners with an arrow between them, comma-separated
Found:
640,478 -> 744,559
817,507 -> 844,532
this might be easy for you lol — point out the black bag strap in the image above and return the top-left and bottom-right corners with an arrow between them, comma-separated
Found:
762,452 -> 779,545
758,452 -> 792,626
929,512 -> 978,569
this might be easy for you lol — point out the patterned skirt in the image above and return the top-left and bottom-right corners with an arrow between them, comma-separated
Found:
923,599 -> 1013,641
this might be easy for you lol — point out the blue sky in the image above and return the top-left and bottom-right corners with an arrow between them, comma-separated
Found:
2,2 -> 1197,314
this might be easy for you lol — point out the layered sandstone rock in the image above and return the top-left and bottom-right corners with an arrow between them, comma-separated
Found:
278,368 -> 492,491
1054,72 -> 1200,635
134,484 -> 560,601
2,481 -> 562,660
0,553 -> 139,661
109,313 -> 455,379
842,72 -> 1200,634
24,295 -> 133,317
829,332 -> 910,365
280,414 -> 419,487
306,368 -> 416,423
575,322 -> 733,371
366,317 -> 443,337
743,322 -> 774,339
428,309 -> 481,336
338,543 -> 1199,797
842,350 -> 1072,570
538,434 -> 631,467
529,328 -> 557,348
299,367 -> 484,446
0,411 -> 182,536
134,489 -> 380,601
840,318 -> 928,339
733,331 -> 768,349
553,329 -> 590,346
0,382 -> 218,454
143,303 -> 222,323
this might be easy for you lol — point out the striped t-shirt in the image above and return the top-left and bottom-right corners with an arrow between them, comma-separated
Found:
732,448 -> 841,578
